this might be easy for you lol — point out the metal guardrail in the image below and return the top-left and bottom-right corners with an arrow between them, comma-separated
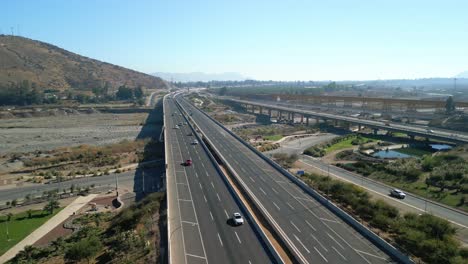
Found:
175,99 -> 284,264
162,94 -> 173,264
186,98 -> 414,264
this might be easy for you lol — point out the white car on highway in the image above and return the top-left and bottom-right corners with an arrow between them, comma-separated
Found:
233,212 -> 244,226
390,189 -> 406,199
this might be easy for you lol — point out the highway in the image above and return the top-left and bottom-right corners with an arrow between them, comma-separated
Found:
165,97 -> 274,264
299,155 -> 468,229
225,98 -> 468,144
0,164 -> 163,204
178,97 -> 397,264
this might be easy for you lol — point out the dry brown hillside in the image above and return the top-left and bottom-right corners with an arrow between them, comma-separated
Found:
0,35 -> 168,91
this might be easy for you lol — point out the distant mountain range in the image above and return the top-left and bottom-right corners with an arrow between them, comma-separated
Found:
0,35 -> 168,91
152,72 -> 249,82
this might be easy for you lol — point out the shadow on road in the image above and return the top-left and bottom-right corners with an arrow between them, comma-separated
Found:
132,98 -> 165,202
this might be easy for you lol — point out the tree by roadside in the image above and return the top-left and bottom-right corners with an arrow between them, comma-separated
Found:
116,85 -> 134,100
27,209 -> 33,219
134,85 -> 144,99
6,212 -> 13,221
445,96 -> 456,114
43,198 -> 60,215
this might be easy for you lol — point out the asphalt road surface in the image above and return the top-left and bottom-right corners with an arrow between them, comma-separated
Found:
178,97 -> 395,264
165,97 -> 273,264
300,155 -> 468,229
0,165 -> 164,204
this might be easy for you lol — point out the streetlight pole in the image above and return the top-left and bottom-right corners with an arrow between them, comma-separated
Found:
2,213 -> 11,241
327,164 -> 330,201
115,172 -> 119,197
142,170 -> 145,194
6,219 -> 10,241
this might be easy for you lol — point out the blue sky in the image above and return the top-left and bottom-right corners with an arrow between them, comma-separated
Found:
1,0 -> 467,80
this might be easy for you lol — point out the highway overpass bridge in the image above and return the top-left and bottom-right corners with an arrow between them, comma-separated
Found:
240,94 -> 468,112
225,98 -> 468,145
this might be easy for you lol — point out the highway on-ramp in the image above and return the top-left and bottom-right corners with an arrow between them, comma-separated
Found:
178,97 -> 397,264
165,97 -> 274,264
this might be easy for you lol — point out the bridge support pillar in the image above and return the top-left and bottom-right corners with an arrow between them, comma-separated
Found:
358,124 -> 362,131
316,118 -> 320,125
259,107 -> 263,114
278,111 -> 282,121
291,113 -> 295,123
373,128 -> 379,135
306,117 -> 309,126
268,109 -> 272,118
300,115 -> 304,124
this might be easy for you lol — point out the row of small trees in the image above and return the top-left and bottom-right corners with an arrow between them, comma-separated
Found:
0,80 -> 147,106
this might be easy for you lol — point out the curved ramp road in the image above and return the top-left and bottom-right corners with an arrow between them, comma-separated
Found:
165,98 -> 274,264
178,97 -> 398,264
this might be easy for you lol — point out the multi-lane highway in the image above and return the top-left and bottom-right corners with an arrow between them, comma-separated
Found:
165,97 -> 274,264
225,98 -> 468,144
177,96 -> 398,264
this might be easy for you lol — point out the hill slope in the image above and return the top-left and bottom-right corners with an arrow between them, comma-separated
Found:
0,35 -> 167,91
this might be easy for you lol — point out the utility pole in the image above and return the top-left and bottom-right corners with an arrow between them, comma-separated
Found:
115,172 -> 119,197
6,219 -> 10,241
142,170 -> 145,194
327,164 -> 330,201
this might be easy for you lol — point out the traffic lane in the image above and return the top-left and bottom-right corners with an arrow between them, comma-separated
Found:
184,100 -> 393,263
182,141 -> 261,264
222,138 -> 389,264
0,165 -> 163,203
173,103 -> 272,263
176,105 -> 273,264
177,125 -> 236,263
186,105 -> 354,263
301,156 -> 468,228
169,102 -> 209,263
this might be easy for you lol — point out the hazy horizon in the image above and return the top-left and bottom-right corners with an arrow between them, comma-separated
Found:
2,0 -> 467,81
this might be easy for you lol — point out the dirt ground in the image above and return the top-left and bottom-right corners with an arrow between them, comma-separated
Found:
0,112 -> 149,154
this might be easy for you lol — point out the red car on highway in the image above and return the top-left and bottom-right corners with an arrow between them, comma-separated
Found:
185,159 -> 192,166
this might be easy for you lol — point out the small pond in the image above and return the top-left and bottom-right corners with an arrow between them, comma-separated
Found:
430,144 -> 453,151
372,150 -> 412,159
